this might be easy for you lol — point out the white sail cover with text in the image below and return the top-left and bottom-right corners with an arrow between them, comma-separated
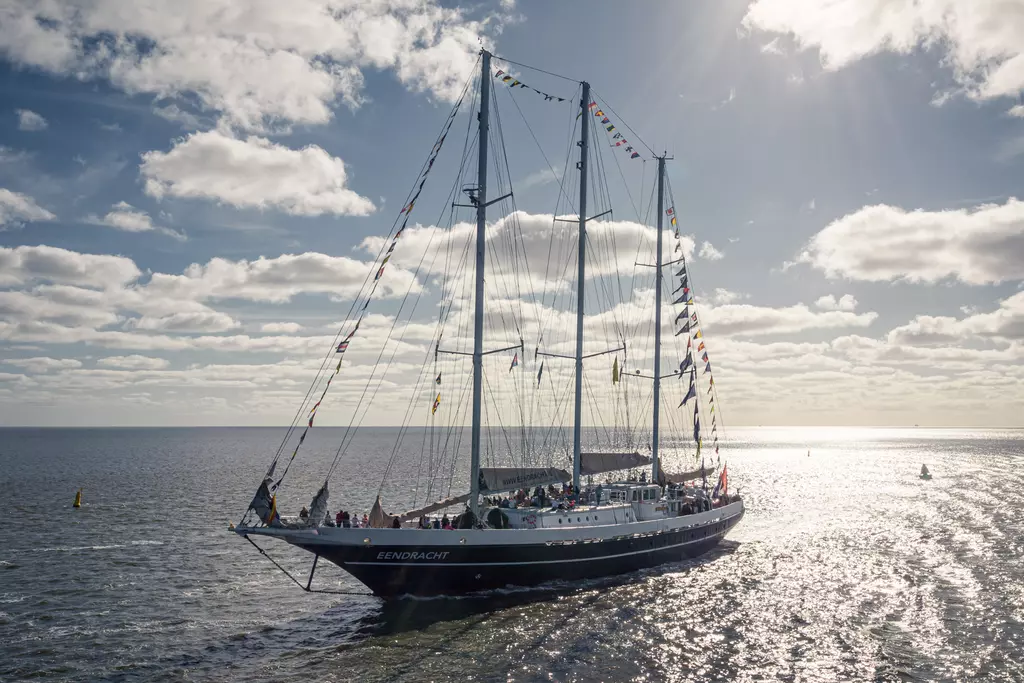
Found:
580,451 -> 652,476
479,467 -> 571,492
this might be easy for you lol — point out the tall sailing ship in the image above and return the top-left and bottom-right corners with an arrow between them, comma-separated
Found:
233,51 -> 744,598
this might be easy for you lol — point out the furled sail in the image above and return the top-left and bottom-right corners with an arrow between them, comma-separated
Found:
580,451 -> 652,476
307,481 -> 329,527
397,493 -> 472,521
248,477 -> 279,526
478,467 -> 571,492
367,495 -> 398,528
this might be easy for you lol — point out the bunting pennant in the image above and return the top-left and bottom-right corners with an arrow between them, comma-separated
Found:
679,382 -> 696,406
698,341 -> 706,352
493,69 -> 568,103
671,216 -> 677,227
675,242 -> 682,252
704,362 -> 712,373
676,266 -> 687,277
694,414 -> 701,444
673,293 -> 689,305
673,280 -> 688,294
612,357 -> 620,384
675,322 -> 691,336
269,86 -> 468,486
702,351 -> 709,362
592,104 -> 642,160
435,373 -> 442,385
675,309 -> 690,324
679,355 -> 693,373
685,298 -> 695,306
537,361 -> 544,385
432,393 -> 441,414
509,353 -> 519,372
693,330 -> 703,339
692,313 -> 698,323
666,207 -> 674,216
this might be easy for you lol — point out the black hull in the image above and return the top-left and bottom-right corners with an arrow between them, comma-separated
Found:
299,509 -> 743,598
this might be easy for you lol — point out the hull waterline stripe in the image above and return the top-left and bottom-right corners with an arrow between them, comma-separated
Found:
339,520 -> 737,567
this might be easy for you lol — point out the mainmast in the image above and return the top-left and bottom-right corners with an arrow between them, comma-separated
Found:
469,50 -> 491,518
572,81 -> 591,495
652,155 -> 666,483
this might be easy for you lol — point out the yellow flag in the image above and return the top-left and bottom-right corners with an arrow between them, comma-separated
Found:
265,494 -> 277,525
612,357 -> 620,383
694,330 -> 703,339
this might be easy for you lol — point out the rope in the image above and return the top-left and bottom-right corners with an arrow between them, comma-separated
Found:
243,535 -> 373,597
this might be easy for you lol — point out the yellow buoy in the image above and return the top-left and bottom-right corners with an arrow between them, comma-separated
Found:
73,488 -> 82,508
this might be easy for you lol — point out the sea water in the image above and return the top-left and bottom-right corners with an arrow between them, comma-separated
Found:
1,426 -> 1022,682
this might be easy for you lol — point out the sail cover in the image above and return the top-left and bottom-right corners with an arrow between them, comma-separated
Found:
580,451 -> 652,476
397,493 -> 472,521
478,467 -> 571,492
307,481 -> 329,527
664,465 -> 716,484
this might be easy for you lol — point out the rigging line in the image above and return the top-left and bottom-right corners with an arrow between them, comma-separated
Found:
271,70 -> 475,494
591,89 -> 656,158
333,138 -> 478,482
490,53 -> 580,84
374,169 -> 477,493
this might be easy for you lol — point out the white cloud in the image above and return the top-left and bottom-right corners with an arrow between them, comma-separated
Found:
761,37 -> 785,55
15,108 -> 47,131
701,302 -> 877,337
698,241 -> 724,261
0,244 -> 139,289
744,0 -> 1024,112
84,201 -> 185,240
0,188 -> 55,228
97,355 -> 170,370
4,356 -> 81,373
708,288 -> 745,305
360,211 -> 696,289
0,0 -> 489,131
143,251 -> 420,304
1010,104 -> 1024,118
130,311 -> 240,333
887,291 -> 1024,344
140,130 -> 375,217
261,322 -> 303,334
815,294 -> 858,312
798,198 -> 1024,285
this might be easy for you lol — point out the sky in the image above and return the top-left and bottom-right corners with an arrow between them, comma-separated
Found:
1,0 -> 1023,428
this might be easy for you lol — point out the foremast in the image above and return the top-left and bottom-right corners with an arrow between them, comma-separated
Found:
469,50 -> 492,519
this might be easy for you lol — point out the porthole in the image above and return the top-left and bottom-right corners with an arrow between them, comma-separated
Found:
558,518 -> 562,524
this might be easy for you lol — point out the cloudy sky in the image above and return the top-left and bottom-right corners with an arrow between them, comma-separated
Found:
1,0 -> 1023,428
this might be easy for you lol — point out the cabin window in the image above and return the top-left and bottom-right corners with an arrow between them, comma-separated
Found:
631,490 -> 638,502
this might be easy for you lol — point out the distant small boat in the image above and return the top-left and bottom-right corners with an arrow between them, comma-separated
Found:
920,464 -> 932,480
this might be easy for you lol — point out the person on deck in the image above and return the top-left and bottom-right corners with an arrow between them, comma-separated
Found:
391,517 -> 401,529
299,506 -> 309,520
362,513 -> 369,527
441,514 -> 450,528
335,510 -> 343,527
